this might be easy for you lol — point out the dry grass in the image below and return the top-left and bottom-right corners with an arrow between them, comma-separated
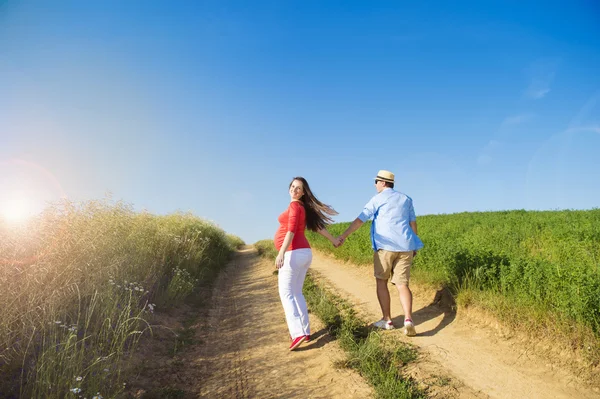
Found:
0,199 -> 240,398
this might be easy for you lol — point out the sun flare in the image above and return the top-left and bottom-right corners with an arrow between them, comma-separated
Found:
0,197 -> 36,224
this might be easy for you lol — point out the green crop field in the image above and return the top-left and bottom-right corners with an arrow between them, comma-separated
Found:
307,209 -> 600,363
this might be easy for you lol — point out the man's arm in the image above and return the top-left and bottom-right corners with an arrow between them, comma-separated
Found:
410,221 -> 418,235
410,220 -> 418,256
339,218 -> 365,242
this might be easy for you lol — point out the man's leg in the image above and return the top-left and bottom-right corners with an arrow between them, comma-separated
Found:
396,283 -> 413,321
376,278 -> 392,321
373,250 -> 395,329
391,251 -> 416,336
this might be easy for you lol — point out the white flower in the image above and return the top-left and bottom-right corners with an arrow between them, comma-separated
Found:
70,387 -> 81,394
75,376 -> 83,381
55,321 -> 62,324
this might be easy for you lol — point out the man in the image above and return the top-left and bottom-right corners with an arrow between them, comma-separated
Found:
338,170 -> 423,336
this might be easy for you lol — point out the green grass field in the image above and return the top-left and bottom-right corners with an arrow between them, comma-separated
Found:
0,199 -> 243,398
306,209 -> 600,365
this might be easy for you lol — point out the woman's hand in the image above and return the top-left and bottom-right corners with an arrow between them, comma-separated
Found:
275,253 -> 285,269
331,236 -> 344,247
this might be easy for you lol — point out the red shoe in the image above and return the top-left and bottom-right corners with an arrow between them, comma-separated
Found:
305,335 -> 310,342
289,335 -> 306,351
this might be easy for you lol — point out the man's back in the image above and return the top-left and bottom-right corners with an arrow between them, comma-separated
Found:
359,188 -> 424,252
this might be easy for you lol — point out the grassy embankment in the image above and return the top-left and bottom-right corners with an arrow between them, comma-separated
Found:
306,209 -> 600,369
255,240 -> 425,399
0,199 -> 244,399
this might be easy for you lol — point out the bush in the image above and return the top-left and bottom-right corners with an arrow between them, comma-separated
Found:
226,234 -> 246,250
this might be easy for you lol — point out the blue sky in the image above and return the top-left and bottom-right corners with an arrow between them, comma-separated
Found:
1,1 -> 599,243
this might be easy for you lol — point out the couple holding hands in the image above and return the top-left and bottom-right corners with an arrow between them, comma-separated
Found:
273,170 -> 424,351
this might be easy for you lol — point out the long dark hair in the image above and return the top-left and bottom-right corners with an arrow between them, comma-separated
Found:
290,177 -> 338,231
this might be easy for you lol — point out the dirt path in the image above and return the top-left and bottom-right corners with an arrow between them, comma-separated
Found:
310,252 -> 600,399
191,248 -> 373,398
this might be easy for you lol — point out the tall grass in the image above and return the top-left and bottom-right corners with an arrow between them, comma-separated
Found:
0,199 -> 241,398
307,209 -> 600,366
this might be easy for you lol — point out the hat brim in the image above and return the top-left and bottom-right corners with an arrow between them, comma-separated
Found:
375,175 -> 394,183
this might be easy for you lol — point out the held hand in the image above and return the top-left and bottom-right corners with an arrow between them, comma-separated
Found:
333,236 -> 345,248
275,253 -> 285,269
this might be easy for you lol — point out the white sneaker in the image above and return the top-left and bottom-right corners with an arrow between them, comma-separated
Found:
373,319 -> 394,330
403,320 -> 416,336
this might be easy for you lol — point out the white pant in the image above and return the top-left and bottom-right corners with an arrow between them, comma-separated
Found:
278,248 -> 313,339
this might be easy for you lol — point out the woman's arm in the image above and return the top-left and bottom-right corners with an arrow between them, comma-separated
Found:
317,228 -> 341,247
276,231 -> 295,269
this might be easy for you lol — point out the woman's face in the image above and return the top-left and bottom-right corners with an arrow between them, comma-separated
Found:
289,179 -> 304,201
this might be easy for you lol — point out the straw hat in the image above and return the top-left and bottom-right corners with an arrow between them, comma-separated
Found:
375,170 -> 394,183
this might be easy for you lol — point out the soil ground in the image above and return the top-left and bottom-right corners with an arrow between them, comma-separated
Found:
125,248 -> 600,399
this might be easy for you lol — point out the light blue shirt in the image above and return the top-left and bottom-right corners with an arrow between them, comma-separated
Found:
358,188 -> 424,252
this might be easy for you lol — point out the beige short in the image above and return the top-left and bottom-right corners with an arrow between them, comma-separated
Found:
373,249 -> 414,285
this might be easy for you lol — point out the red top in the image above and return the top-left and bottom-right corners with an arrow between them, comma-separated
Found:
274,201 -> 311,251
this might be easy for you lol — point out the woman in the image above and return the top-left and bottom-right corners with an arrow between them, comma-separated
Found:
274,177 -> 340,351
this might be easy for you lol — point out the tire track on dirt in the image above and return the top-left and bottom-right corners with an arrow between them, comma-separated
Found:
196,250 -> 253,399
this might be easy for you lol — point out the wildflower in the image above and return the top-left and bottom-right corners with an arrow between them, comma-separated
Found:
70,388 -> 81,394
92,394 -> 103,399
75,376 -> 83,381
103,368 -> 109,372
55,321 -> 62,324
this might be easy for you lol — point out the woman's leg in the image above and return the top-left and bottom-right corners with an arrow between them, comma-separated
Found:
278,250 -> 304,339
290,249 -> 312,337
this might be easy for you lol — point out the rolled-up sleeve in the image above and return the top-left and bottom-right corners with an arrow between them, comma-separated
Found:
408,200 -> 416,222
358,196 -> 378,222
287,202 -> 303,232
